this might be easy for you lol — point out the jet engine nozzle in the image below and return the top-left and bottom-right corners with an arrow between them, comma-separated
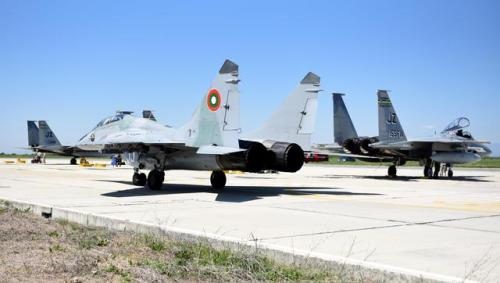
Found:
266,141 -> 304,173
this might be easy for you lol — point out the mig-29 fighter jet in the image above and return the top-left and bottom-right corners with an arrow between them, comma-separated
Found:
76,60 -> 313,190
322,90 -> 491,178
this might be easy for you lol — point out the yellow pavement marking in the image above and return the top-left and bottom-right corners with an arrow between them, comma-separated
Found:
293,193 -> 500,213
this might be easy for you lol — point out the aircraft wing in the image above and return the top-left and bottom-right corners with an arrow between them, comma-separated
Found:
326,152 -> 388,160
310,145 -> 390,160
371,138 -> 490,151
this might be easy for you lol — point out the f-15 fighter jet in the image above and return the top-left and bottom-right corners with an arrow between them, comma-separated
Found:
314,91 -> 491,178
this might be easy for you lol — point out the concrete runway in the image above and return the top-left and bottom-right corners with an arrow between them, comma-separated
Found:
1,159 -> 500,282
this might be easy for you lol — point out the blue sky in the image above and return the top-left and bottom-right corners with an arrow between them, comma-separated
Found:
1,0 -> 499,155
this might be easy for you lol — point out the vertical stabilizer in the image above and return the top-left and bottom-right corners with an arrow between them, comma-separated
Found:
38,120 -> 62,146
27,121 -> 40,147
333,93 -> 358,144
242,72 -> 321,151
377,90 -> 406,143
182,60 -> 241,148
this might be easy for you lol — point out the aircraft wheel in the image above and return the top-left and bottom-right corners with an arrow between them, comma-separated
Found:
388,165 -> 397,177
133,172 -> 147,186
424,166 -> 432,178
70,157 -> 77,165
210,170 -> 226,190
448,170 -> 454,178
147,170 -> 164,190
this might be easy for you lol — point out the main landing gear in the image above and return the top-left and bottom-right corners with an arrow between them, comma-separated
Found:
70,157 -> 77,165
132,169 -> 227,191
387,165 -> 397,178
147,170 -> 165,190
132,170 -> 147,186
210,170 -> 226,190
132,168 -> 163,190
423,158 -> 433,178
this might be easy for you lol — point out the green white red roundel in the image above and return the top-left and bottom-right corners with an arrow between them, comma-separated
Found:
207,89 -> 221,112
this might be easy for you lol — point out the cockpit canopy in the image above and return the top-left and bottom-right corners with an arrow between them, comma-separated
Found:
441,117 -> 473,139
94,111 -> 133,129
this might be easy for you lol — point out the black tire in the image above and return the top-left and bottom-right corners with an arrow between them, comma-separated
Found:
210,170 -> 226,190
448,170 -> 453,178
139,173 -> 147,185
70,157 -> 77,165
388,165 -> 397,177
424,166 -> 432,178
147,170 -> 164,190
133,173 -> 146,186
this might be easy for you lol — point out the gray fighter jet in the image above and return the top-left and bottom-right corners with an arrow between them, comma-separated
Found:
371,90 -> 491,177
75,60 -> 314,190
315,91 -> 491,178
27,120 -> 109,164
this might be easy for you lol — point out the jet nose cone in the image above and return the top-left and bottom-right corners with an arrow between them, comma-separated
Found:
484,145 -> 492,155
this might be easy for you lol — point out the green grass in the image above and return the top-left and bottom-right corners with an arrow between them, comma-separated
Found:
0,205 -> 380,282
322,157 -> 500,168
138,240 -> 339,282
104,264 -> 131,282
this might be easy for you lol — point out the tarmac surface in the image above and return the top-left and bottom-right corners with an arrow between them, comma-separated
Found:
1,158 -> 500,282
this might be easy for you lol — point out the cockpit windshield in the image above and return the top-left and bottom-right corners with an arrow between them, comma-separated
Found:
442,117 -> 470,133
441,117 -> 473,139
94,111 -> 133,129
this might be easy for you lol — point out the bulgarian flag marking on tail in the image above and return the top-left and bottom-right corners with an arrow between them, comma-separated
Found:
207,89 -> 221,112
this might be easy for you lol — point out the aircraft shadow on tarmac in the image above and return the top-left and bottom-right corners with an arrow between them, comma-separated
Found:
315,175 -> 492,182
99,180 -> 383,203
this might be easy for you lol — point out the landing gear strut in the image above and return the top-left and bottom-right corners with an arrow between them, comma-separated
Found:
147,169 -> 164,190
433,162 -> 440,178
447,163 -> 454,178
423,159 -> 432,178
210,170 -> 226,190
388,165 -> 397,177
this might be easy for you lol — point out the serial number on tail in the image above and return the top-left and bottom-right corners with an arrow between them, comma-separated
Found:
389,130 -> 404,139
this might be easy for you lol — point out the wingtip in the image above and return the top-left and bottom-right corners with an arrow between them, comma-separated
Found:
301,72 -> 320,84
219,59 -> 239,74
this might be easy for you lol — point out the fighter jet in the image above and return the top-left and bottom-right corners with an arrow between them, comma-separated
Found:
75,60 -> 315,190
27,120 -> 109,164
321,90 -> 491,178
371,90 -> 491,177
